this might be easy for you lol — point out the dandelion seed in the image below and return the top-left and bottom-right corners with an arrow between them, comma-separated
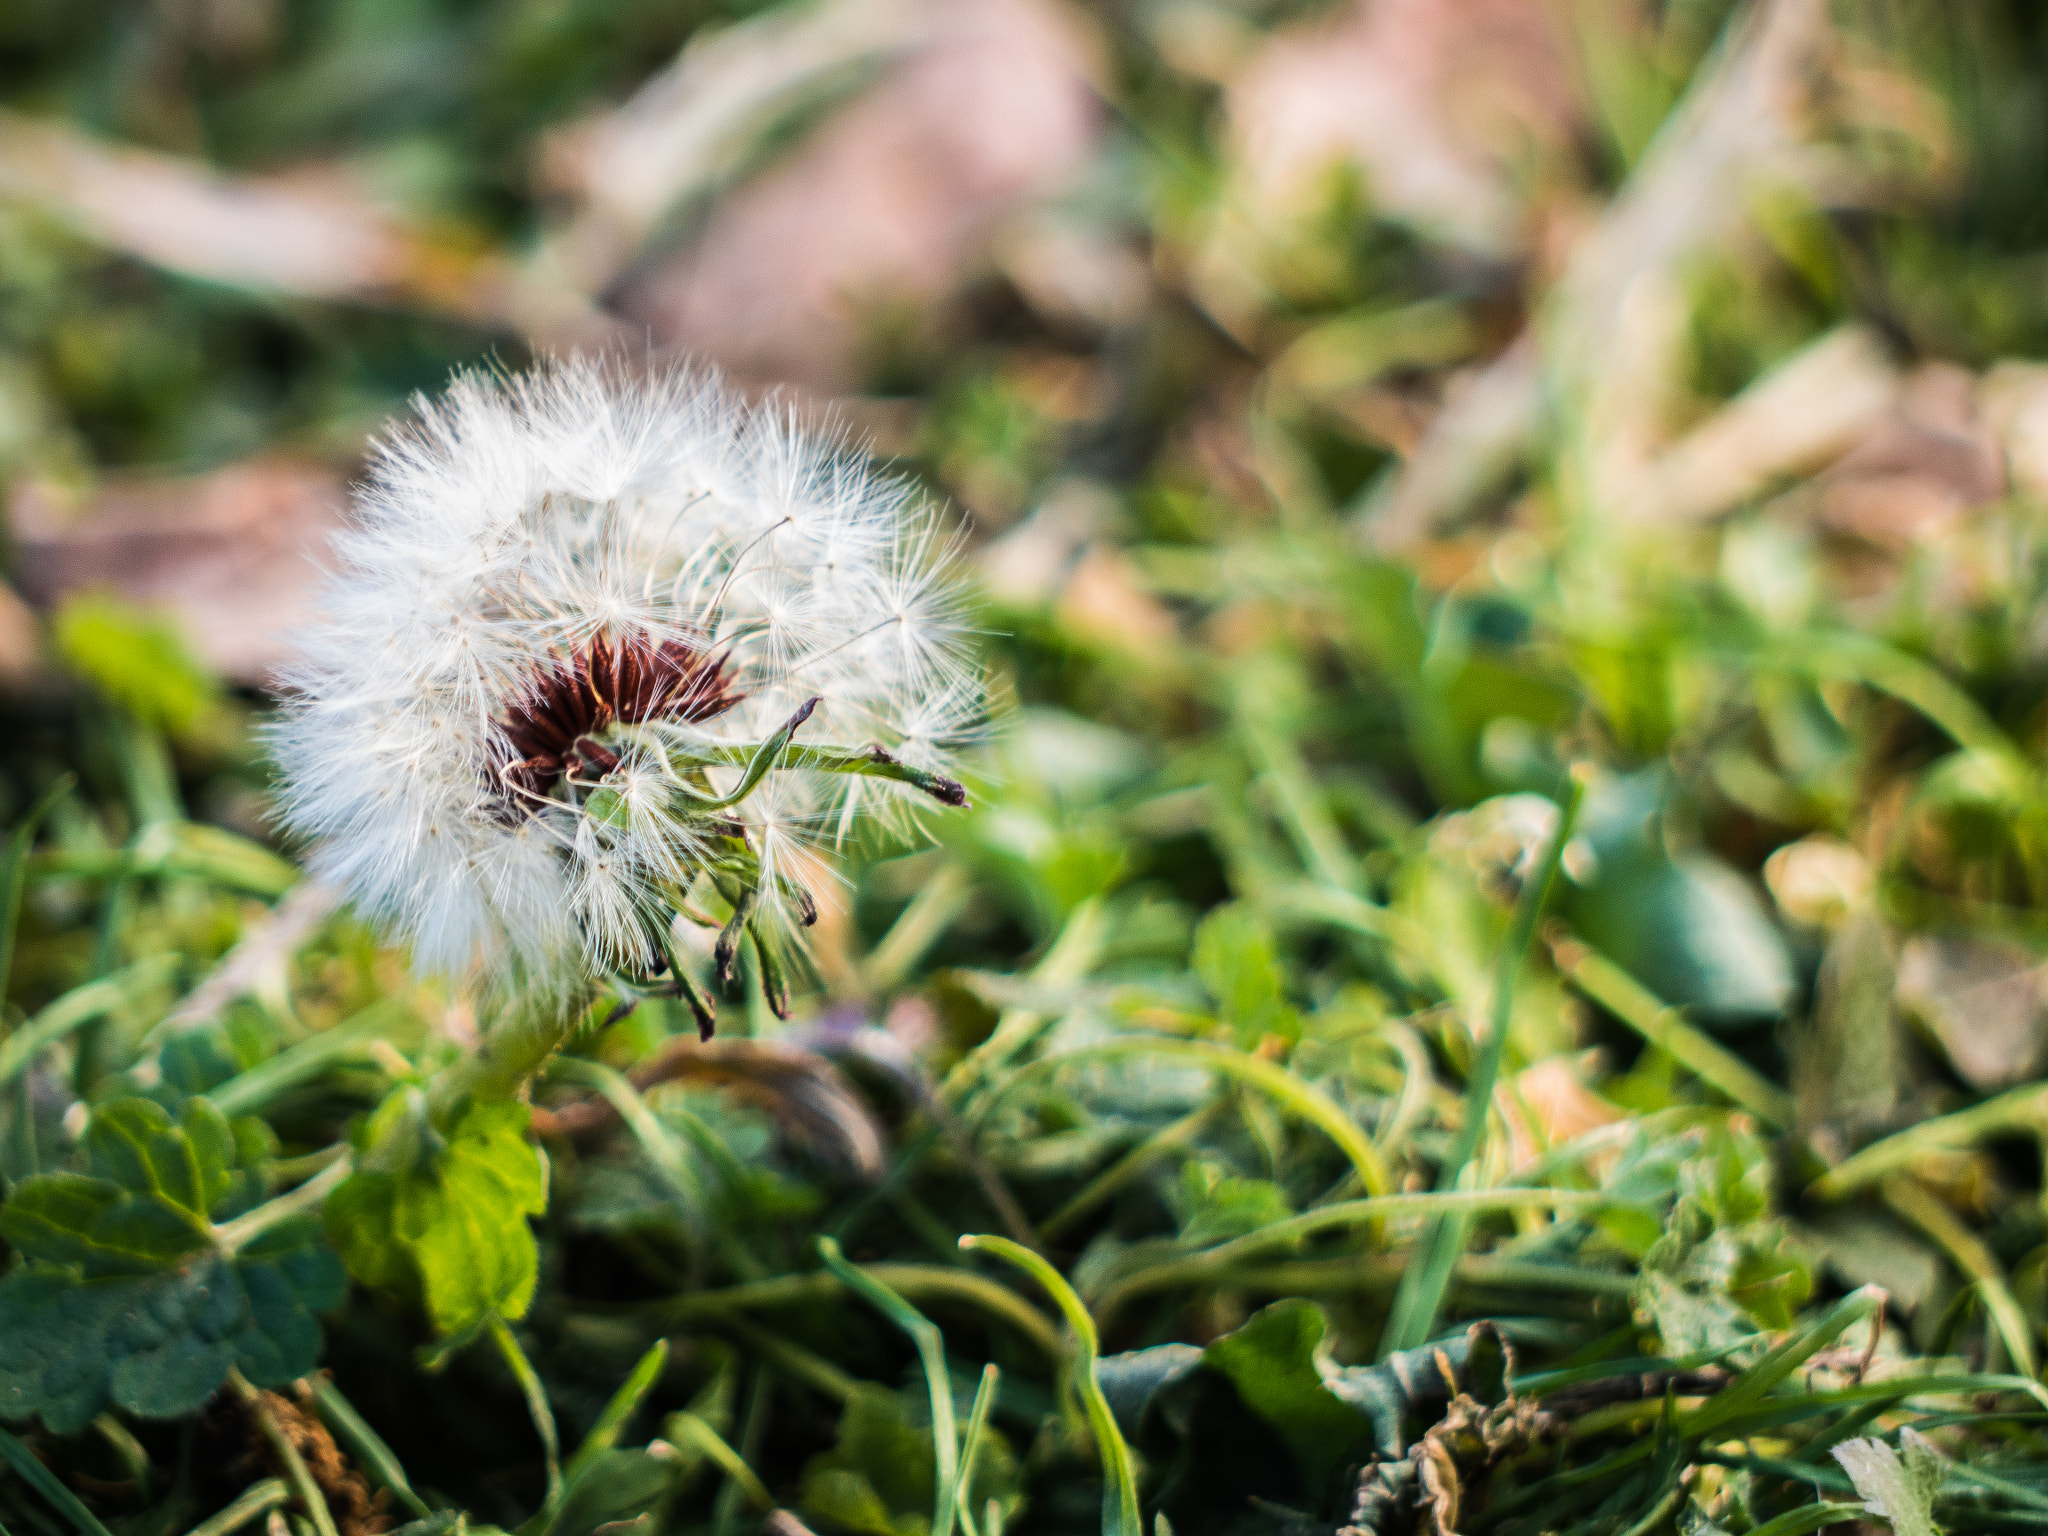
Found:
271,357 -> 983,1032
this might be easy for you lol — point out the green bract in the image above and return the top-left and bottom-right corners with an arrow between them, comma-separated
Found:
326,1095 -> 547,1338
0,1097 -> 345,1432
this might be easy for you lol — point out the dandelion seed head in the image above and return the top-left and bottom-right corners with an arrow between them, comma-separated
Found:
271,357 -> 983,994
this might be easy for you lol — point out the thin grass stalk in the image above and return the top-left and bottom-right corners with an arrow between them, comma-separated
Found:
960,1235 -> 1141,1536
177,1482 -> 289,1536
0,1427 -> 115,1536
817,1237 -> 962,1536
1379,768 -> 1586,1356
955,1364 -> 1002,1536
489,1318 -> 563,1530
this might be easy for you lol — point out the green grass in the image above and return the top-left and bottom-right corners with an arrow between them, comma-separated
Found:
8,1 -> 2048,1534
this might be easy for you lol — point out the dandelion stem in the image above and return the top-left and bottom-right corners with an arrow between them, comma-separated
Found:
433,983 -> 604,1106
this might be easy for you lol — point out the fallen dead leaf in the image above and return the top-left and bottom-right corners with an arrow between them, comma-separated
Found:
1225,0 -> 1580,259
1498,1056 -> 1622,1173
0,111 -> 412,299
1055,545 -> 1181,663
977,477 -> 1113,607
1813,363 -> 2004,549
0,581 -> 42,687
994,215 -> 1152,332
1896,934 -> 2048,1092
1628,326 -> 1900,526
10,457 -> 345,685
1980,361 -> 2048,503
611,0 -> 1102,392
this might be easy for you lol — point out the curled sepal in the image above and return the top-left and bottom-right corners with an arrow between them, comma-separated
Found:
686,736 -> 971,808
669,696 -> 820,814
714,883 -> 761,987
653,937 -> 721,1042
752,925 -> 794,1021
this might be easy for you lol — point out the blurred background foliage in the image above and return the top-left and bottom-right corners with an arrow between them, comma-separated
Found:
13,0 -> 2048,1534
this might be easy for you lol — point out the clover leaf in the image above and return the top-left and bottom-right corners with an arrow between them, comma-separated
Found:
0,1097 -> 345,1433
326,1095 -> 547,1338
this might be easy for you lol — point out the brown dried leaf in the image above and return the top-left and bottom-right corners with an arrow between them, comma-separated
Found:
1225,0 -> 1581,259
1054,546 -> 1181,664
263,1387 -> 390,1536
537,0 -> 930,290
0,581 -> 42,687
1814,364 -> 2006,550
1980,361 -> 2048,503
1496,1057 -> 1622,1173
11,457 -> 346,685
1629,326 -> 1901,526
611,0 -> 1102,392
1895,935 -> 2048,1092
0,112 -> 410,298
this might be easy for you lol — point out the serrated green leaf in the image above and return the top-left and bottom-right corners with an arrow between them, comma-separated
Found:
1192,903 -> 1298,1047
0,1098 -> 343,1430
1834,1429 -> 1946,1536
84,1098 -> 236,1217
0,1239 -> 337,1432
1,1101 -> 247,1277
327,1098 -> 547,1336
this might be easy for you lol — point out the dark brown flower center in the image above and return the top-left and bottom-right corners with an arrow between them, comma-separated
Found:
495,633 -> 744,808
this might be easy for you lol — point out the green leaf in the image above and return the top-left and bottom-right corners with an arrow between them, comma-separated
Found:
1564,775 -> 1792,1025
1172,1161 -> 1293,1247
1325,1332 -> 1478,1458
545,1449 -> 675,1536
1095,1344 -> 1203,1441
1191,904 -> 1297,1047
53,592 -> 218,736
0,1096 -> 344,1431
1200,1300 -> 1371,1500
1728,1241 -> 1814,1331
1833,1429 -> 1946,1536
798,1386 -> 1003,1536
326,1096 -> 548,1336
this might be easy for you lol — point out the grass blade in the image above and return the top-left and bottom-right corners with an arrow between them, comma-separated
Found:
202,996 -> 413,1116
0,778 -> 73,1005
817,1236 -> 961,1536
566,1339 -> 671,1484
985,1036 -> 1390,1196
660,1412 -> 773,1512
955,1364 -> 1001,1536
491,1317 -> 563,1532
1546,931 -> 1796,1129
647,1264 -> 1062,1360
1378,767 -> 1585,1357
1742,1504 -> 1869,1536
0,953 -> 181,1086
177,1480 -> 289,1536
304,1376 -> 432,1520
1682,1287 -> 1887,1436
0,1426 -> 115,1536
960,1235 -> 1141,1536
225,1371 -> 339,1536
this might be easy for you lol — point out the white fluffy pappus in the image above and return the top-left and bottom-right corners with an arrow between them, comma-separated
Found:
269,358 -> 985,1012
